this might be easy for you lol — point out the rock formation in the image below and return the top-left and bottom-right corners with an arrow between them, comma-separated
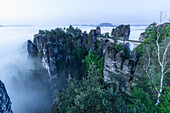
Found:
27,25 -> 137,89
96,26 -> 101,36
0,80 -> 13,113
51,98 -> 59,113
139,22 -> 170,41
111,25 -> 130,40
102,41 -> 138,90
27,27 -> 89,80
27,40 -> 38,57
139,32 -> 145,42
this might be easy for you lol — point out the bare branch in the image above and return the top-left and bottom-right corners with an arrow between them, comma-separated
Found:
156,33 -> 163,67
164,68 -> 170,75
159,10 -> 167,23
143,50 -> 159,93
162,42 -> 170,68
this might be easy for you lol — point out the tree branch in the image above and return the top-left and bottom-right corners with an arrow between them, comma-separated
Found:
162,41 -> 170,68
143,51 -> 159,93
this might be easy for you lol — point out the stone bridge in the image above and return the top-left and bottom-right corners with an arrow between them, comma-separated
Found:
97,37 -> 143,48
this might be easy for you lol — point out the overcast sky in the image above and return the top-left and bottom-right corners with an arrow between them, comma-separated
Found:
0,0 -> 170,26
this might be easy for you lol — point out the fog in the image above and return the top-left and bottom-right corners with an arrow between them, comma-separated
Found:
0,27 -> 53,113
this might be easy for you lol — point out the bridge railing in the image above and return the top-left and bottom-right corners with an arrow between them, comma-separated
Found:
97,37 -> 144,48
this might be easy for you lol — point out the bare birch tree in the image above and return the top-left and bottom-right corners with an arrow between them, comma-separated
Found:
159,11 -> 166,23
155,27 -> 170,106
142,24 -> 170,108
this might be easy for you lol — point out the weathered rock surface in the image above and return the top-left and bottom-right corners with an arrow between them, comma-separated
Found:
0,80 -> 13,113
139,32 -> 145,42
157,22 -> 170,30
102,41 -> 138,90
27,40 -> 38,57
27,25 -> 138,88
96,26 -> 101,36
111,25 -> 130,40
27,27 -> 91,78
51,98 -> 59,113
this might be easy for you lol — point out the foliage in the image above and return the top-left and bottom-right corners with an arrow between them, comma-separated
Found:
71,46 -> 86,63
134,43 -> 144,57
66,25 -> 82,37
104,32 -> 110,38
58,64 -> 129,113
77,46 -> 86,61
82,51 -> 104,76
38,30 -> 45,35
129,87 -> 156,113
115,43 -> 123,53
144,23 -> 170,43
158,86 -> 170,113
144,22 -> 157,43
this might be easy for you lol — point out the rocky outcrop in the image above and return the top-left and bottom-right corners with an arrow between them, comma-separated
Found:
103,41 -> 138,90
27,27 -> 91,78
111,25 -> 130,40
0,80 -> 13,113
157,22 -> 170,30
51,98 -> 59,113
27,40 -> 38,57
27,25 -> 137,91
139,22 -> 170,41
96,26 -> 101,36
139,32 -> 145,42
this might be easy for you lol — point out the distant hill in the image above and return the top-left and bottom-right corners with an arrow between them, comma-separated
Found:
75,23 -> 115,27
98,23 -> 115,27
74,23 -> 148,27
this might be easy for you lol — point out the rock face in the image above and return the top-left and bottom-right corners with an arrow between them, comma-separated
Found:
111,25 -> 130,40
27,25 -> 138,88
0,80 -> 13,113
51,98 -> 59,113
139,22 -> 170,41
103,41 -> 138,90
139,32 -> 145,42
27,40 -> 38,57
27,25 -> 138,89
27,27 -> 92,79
157,22 -> 170,30
96,26 -> 101,36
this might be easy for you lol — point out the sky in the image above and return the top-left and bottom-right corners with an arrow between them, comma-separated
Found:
0,0 -> 170,26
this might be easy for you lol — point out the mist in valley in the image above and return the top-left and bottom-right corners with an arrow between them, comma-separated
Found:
0,27 -> 53,113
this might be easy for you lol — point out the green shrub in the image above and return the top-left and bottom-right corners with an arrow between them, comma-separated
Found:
115,43 -> 123,53
82,51 -> 104,77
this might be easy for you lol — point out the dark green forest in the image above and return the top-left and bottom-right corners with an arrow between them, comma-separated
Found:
56,24 -> 169,113
29,23 -> 169,113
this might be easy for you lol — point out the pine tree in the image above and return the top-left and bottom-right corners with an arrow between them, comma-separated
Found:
57,63 -> 129,113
